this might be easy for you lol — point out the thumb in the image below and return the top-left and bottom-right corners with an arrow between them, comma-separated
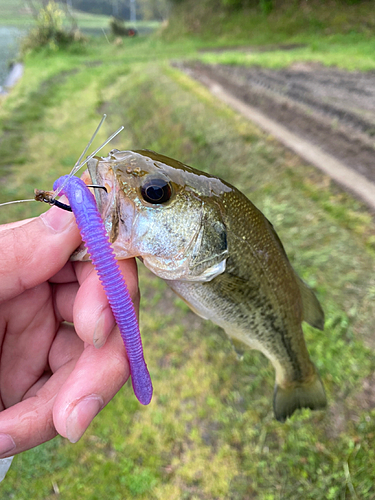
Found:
0,206 -> 81,302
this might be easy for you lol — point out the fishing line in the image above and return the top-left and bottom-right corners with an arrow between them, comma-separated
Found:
0,199 -> 36,208
72,114 -> 107,175
53,124 -> 124,199
0,117 -> 123,210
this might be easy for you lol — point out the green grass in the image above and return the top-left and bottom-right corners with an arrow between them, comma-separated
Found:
196,33 -> 375,71
1,26 -> 375,500
163,0 -> 375,71
164,0 -> 375,44
0,0 -> 159,31
1,0 -> 106,28
1,0 -> 36,27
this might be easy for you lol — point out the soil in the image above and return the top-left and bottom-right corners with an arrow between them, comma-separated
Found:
177,59 -> 375,188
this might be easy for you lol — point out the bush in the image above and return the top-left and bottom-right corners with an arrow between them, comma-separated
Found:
21,1 -> 86,53
109,17 -> 137,37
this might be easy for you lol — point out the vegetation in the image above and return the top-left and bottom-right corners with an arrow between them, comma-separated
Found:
109,17 -> 137,37
195,34 -> 375,71
162,0 -> 375,72
1,1 -> 375,498
1,0 -> 106,28
20,1 -> 86,53
163,0 -> 375,43
57,0 -> 169,21
0,0 -> 161,46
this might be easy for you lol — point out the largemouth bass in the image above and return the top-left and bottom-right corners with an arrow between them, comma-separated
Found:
78,149 -> 327,422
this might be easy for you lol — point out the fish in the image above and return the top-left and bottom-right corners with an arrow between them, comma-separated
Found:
76,149 -> 327,422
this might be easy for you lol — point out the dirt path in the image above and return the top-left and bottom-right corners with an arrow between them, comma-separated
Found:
177,60 -> 375,210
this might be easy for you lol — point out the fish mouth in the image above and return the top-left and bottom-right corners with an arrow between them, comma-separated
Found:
87,158 -> 118,241
70,157 -> 137,262
70,164 -> 117,261
88,156 -> 139,257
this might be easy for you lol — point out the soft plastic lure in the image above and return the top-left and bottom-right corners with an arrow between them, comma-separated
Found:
0,119 -> 151,485
53,174 -> 153,405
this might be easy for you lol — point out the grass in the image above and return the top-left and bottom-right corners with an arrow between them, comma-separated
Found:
0,0 -> 159,32
164,0 -> 375,44
164,0 -> 375,71
196,33 -> 375,71
1,9 -> 375,499
1,0 -> 106,28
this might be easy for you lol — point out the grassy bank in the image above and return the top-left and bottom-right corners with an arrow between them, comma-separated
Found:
1,31 -> 375,500
196,33 -> 375,71
164,0 -> 375,44
163,0 -> 375,71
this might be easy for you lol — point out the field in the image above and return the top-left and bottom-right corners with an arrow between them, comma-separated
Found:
1,4 -> 375,499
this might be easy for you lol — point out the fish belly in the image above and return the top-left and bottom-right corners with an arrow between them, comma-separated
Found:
167,277 -> 292,374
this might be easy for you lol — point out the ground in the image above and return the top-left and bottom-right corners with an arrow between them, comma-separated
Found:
181,49 -> 375,196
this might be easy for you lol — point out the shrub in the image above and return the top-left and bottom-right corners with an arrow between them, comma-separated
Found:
109,17 -> 137,37
21,1 -> 85,53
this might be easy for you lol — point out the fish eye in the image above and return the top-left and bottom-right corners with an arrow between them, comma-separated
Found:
141,178 -> 172,204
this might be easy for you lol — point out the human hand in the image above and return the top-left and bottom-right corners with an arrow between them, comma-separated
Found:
0,205 -> 139,457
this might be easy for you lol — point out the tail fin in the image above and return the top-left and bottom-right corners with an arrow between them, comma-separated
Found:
273,370 -> 327,423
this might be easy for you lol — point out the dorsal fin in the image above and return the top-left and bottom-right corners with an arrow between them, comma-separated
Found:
264,216 -> 324,331
296,275 -> 325,330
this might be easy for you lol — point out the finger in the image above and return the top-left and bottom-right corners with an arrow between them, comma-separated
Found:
25,323 -> 84,398
0,206 -> 81,302
0,284 -> 56,408
73,259 -> 139,348
74,262 -> 115,349
0,324 -> 83,457
49,261 -> 77,284
52,326 -> 130,443
49,323 -> 84,373
53,281 -> 80,323
0,217 -> 36,233
0,363 -> 73,457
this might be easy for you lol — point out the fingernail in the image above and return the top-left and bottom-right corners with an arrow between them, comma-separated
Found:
0,434 -> 16,456
40,199 -> 75,232
65,396 -> 103,444
93,313 -> 109,349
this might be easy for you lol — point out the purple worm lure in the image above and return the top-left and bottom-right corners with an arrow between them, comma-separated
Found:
53,174 -> 153,405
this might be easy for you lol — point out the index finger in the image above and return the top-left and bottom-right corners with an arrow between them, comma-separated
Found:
0,207 -> 81,302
